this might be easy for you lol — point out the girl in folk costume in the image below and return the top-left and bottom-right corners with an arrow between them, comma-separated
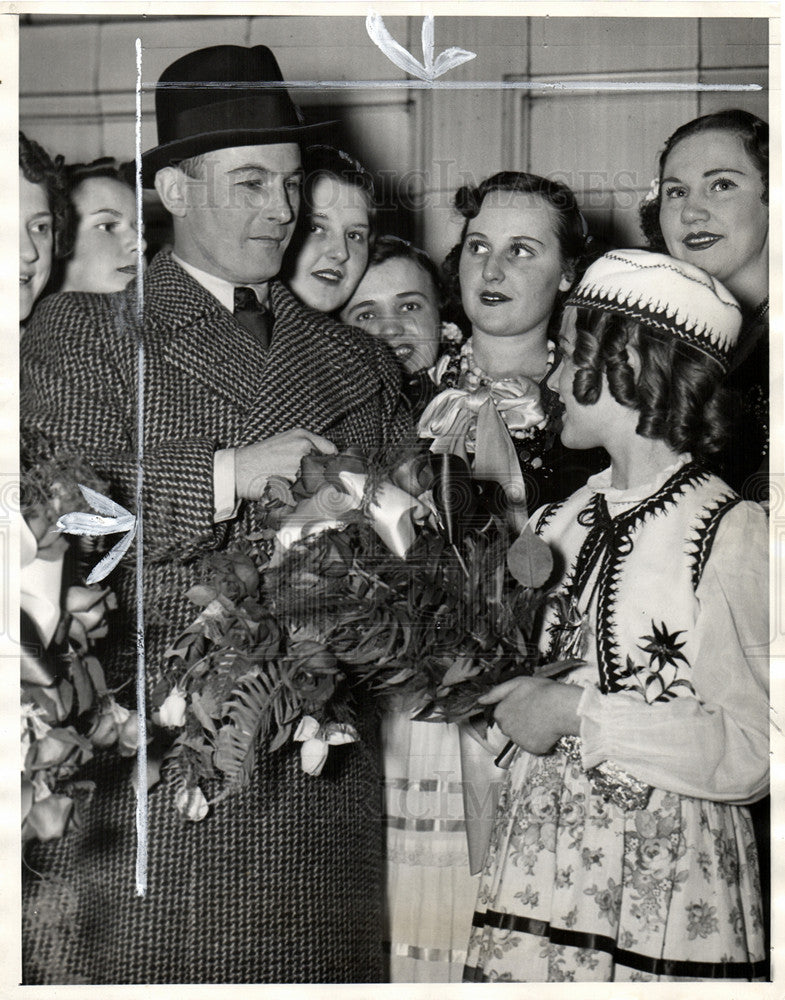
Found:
465,250 -> 768,983
368,173 -> 607,982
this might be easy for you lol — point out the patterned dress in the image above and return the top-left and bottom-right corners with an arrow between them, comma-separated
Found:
465,459 -> 768,982
382,342 -> 608,982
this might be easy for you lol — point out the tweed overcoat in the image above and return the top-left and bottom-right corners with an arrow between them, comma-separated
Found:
21,252 -> 411,984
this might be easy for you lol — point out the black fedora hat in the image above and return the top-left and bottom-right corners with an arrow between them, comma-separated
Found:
141,45 -> 328,187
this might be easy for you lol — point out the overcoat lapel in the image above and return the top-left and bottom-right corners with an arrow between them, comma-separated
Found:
245,281 -> 386,441
141,253 -> 388,442
146,253 -> 269,407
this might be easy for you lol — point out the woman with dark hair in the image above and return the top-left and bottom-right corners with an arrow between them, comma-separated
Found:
283,144 -> 375,314
19,132 -> 71,323
420,171 -> 605,516
638,110 -> 769,495
58,157 -> 146,294
341,235 -> 445,416
639,110 -> 768,310
465,250 -> 768,983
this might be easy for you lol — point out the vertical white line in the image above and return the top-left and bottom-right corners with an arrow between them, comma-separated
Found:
134,35 -> 148,898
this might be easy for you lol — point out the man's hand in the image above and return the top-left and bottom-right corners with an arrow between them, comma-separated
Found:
478,676 -> 583,755
235,429 -> 337,500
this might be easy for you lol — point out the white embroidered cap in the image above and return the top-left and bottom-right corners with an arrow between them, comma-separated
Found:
565,249 -> 742,371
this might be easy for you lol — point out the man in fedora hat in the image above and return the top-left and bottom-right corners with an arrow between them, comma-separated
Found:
22,45 -> 409,984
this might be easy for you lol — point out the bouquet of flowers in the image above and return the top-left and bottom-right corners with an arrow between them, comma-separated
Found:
21,444 -> 127,842
156,445 -> 555,821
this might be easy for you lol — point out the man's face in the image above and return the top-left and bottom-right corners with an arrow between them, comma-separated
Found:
173,143 -> 302,285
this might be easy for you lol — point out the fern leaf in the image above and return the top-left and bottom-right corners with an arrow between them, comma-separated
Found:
213,669 -> 278,787
269,721 -> 293,753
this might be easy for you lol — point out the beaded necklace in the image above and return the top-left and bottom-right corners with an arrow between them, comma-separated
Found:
435,337 -> 557,444
438,337 -> 556,390
458,337 -> 556,391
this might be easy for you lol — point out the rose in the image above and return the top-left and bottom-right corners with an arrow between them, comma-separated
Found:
293,716 -> 359,776
21,700 -> 52,759
65,585 -> 117,652
22,789 -> 73,842
285,640 -> 341,711
295,449 -> 366,499
290,671 -> 338,709
28,730 -> 74,770
174,784 -> 209,822
637,836 -> 674,881
201,552 -> 260,603
117,711 -> 140,757
88,696 -> 130,748
390,452 -> 434,497
26,511 -> 69,557
155,686 -> 187,728
27,726 -> 92,775
223,552 -> 259,597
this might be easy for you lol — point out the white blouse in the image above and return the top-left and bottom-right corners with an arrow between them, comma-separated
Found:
532,457 -> 769,805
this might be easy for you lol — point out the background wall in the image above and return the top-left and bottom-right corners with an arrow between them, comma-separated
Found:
20,14 -> 768,262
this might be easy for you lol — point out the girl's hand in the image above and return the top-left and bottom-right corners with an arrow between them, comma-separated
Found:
478,676 -> 582,755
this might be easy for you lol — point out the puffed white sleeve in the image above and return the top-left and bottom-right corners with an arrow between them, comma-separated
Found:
577,500 -> 769,804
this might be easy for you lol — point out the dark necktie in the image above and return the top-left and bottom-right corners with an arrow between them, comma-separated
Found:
233,286 -> 270,349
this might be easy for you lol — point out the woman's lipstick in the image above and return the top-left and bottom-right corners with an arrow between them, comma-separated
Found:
479,290 -> 512,305
682,232 -> 723,251
312,268 -> 343,284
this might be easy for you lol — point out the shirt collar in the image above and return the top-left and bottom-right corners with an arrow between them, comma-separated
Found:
586,454 -> 692,506
171,253 -> 269,314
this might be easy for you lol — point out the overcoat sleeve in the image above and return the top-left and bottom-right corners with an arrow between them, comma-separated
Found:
21,291 -> 225,561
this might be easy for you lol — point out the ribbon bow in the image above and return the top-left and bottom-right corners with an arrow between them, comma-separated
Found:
418,375 -> 545,529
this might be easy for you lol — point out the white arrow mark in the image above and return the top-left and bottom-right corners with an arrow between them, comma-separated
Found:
366,13 -> 476,82
57,484 -> 137,585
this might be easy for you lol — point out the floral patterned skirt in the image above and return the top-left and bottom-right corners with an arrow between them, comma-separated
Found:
464,744 -> 766,982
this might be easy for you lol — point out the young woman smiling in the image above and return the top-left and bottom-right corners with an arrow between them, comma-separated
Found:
639,111 -> 769,497
284,145 -> 375,315
19,133 -> 71,325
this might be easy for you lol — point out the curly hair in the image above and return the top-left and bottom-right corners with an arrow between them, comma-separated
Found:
442,171 -> 592,332
66,156 -> 133,195
638,109 -> 768,252
366,235 -> 444,309
570,306 -> 732,459
19,131 -> 73,258
59,157 -> 136,257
